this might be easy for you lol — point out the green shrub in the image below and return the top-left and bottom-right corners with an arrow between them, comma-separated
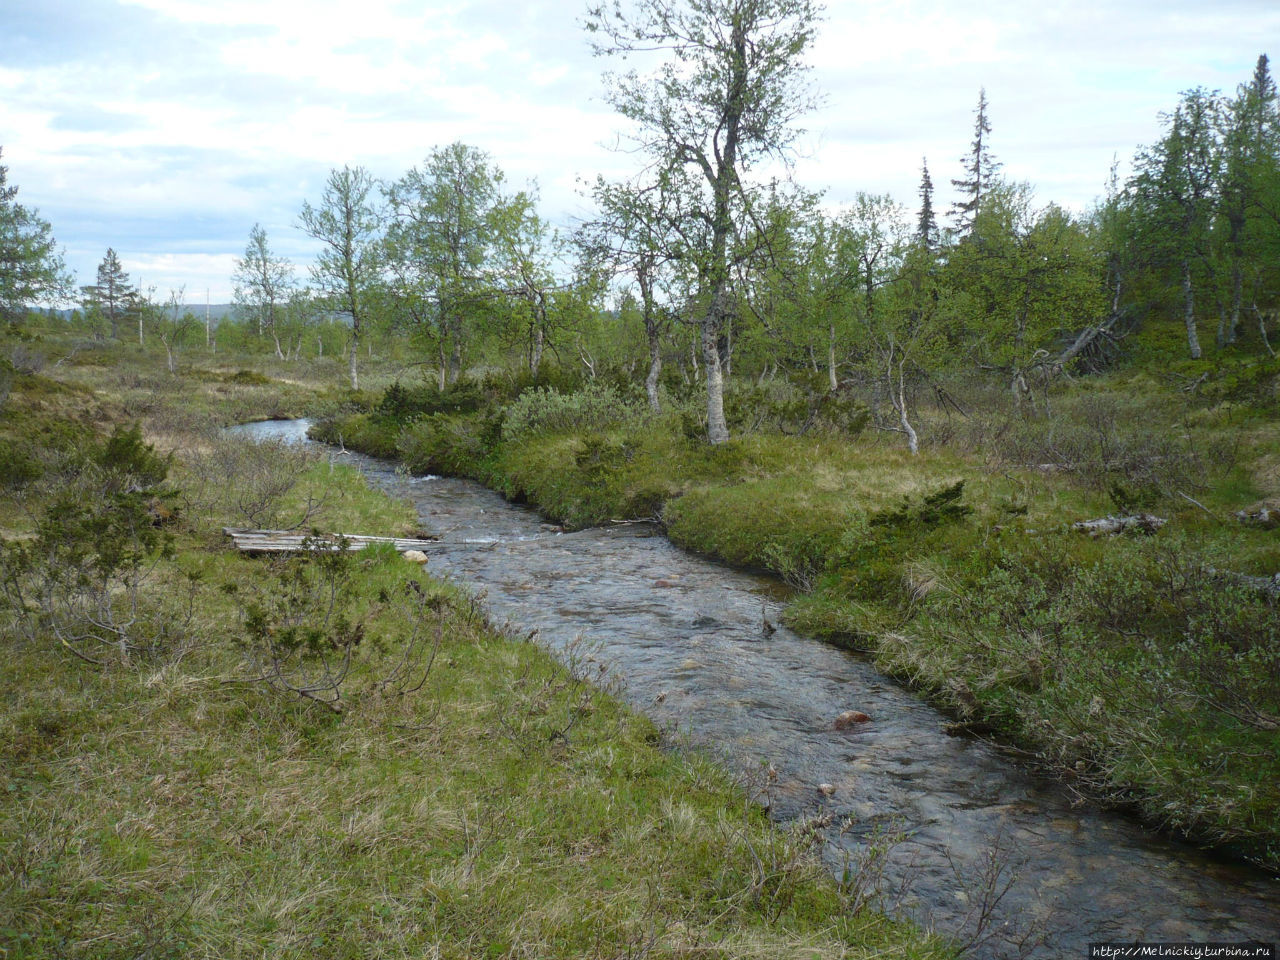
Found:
501,382 -> 648,440
0,427 -> 185,665
227,369 -> 272,385
377,379 -> 485,419
398,413 -> 489,477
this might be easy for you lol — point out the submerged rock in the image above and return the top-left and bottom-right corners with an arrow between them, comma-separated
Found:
834,710 -> 872,729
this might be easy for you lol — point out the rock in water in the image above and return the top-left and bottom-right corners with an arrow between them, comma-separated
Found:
834,710 -> 871,729
402,550 -> 429,564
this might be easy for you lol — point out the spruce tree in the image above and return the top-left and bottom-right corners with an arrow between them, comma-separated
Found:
950,88 -> 1001,236
916,157 -> 938,248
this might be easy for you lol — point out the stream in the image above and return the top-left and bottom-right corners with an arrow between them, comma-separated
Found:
230,419 -> 1278,957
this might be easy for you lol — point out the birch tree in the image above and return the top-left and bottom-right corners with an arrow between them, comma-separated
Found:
232,224 -> 296,359
586,0 -> 822,444
299,166 -> 382,389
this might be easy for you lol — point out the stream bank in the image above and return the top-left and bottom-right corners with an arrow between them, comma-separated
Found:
242,418 -> 1279,958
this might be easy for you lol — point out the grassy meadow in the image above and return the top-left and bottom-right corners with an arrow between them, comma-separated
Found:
0,331 -> 951,958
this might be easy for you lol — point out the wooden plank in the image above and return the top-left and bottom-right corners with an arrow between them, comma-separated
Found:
223,528 -> 438,555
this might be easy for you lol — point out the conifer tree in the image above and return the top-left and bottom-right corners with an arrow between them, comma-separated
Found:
916,158 -> 938,248
1217,54 -> 1279,345
950,88 -> 1001,236
0,146 -> 73,321
86,248 -> 136,340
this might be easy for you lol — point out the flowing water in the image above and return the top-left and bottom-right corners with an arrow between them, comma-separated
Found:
231,419 -> 1279,956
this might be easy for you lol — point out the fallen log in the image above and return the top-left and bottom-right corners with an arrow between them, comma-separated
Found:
1072,514 -> 1166,537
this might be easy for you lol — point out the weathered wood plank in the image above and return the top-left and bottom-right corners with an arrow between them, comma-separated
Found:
223,528 -> 438,555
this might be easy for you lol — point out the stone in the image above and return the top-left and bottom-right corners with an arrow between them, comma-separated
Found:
833,710 -> 871,730
402,550 -> 429,564
817,783 -> 836,796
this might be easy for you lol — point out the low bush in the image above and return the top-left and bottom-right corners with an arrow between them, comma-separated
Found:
398,413 -> 490,478
377,379 -> 486,419
501,381 -> 649,440
984,392 -> 1235,500
183,434 -> 325,531
725,376 -> 870,437
0,425 -> 188,666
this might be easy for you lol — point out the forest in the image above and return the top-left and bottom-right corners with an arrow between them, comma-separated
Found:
2,1 -> 1279,956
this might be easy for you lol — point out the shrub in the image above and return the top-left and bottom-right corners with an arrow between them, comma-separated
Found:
0,426 -> 189,665
227,369 -> 272,385
501,382 -> 648,440
377,379 -> 485,420
987,393 -> 1233,498
183,434 -> 324,530
398,413 -> 488,477
724,377 -> 870,437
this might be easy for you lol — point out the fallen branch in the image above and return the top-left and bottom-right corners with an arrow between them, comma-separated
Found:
1072,514 -> 1167,537
1177,491 -> 1220,522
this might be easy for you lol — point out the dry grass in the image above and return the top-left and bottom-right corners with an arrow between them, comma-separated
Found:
1,343 -> 948,960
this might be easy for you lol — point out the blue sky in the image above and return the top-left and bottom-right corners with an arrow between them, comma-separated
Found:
2,0 -> 1277,302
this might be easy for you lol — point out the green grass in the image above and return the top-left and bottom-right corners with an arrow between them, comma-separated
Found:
312,377 -> 1280,871
1,342 -> 949,959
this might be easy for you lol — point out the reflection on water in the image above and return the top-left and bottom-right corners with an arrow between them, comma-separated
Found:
229,420 -> 1280,957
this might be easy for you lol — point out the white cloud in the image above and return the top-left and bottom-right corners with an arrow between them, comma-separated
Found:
4,0 -> 1277,299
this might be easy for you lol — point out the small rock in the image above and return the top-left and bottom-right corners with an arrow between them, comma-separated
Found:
401,550 -> 429,564
679,659 -> 700,670
653,579 -> 678,588
1237,501 -> 1280,529
817,783 -> 836,796
833,710 -> 871,730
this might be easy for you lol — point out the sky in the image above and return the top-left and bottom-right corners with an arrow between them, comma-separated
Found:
2,0 -> 1278,303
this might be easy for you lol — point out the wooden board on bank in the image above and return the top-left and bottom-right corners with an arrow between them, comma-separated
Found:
223,528 -> 438,556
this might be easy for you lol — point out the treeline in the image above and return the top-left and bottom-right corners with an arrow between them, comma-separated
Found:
8,15 -> 1277,447
281,50 -> 1280,444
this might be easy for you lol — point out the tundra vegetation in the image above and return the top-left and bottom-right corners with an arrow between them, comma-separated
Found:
2,6 -> 1280,955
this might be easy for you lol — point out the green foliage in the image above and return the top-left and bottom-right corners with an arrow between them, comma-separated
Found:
478,363 -> 583,402
0,149 -> 74,321
1,425 -> 183,665
398,413 -> 490,478
98,423 -> 172,490
227,368 -> 272,385
377,379 -> 486,419
501,381 -> 648,440
869,480 -> 972,529
234,537 -> 366,713
902,532 -> 1280,857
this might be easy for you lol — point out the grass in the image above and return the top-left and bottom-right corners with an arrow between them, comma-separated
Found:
312,371 -> 1280,871
0,332 -> 949,959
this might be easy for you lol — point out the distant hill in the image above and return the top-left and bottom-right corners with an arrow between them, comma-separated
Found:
47,304 -> 239,324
